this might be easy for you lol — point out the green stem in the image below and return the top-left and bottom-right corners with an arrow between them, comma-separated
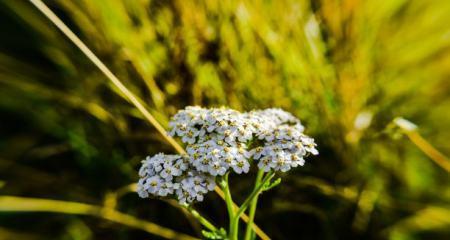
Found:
182,204 -> 218,232
233,171 -> 275,222
230,213 -> 239,240
219,173 -> 237,240
243,169 -> 265,240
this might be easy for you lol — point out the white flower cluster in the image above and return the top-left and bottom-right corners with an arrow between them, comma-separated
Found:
137,106 -> 318,204
137,153 -> 215,204
251,124 -> 318,172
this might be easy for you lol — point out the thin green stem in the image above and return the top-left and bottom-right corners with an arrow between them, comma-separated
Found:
244,169 -> 265,240
219,173 -> 236,239
182,204 -> 218,232
234,171 -> 275,222
230,213 -> 239,240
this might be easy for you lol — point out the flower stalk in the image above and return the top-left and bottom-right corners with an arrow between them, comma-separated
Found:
182,204 -> 218,232
234,171 -> 275,222
219,173 -> 237,239
218,170 -> 272,240
244,169 -> 265,240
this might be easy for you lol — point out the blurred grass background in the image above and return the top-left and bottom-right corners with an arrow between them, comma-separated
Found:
0,0 -> 449,239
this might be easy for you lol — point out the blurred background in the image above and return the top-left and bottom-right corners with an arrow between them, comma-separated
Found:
0,0 -> 449,239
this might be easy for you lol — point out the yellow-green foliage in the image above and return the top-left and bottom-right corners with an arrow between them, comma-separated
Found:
0,0 -> 449,239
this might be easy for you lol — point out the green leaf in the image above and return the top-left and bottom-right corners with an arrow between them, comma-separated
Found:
201,228 -> 227,239
264,178 -> 281,191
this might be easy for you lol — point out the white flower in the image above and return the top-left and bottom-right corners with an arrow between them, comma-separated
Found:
250,147 -> 264,160
160,165 -> 175,181
175,172 -> 216,204
158,182 -> 175,196
138,156 -> 156,177
145,176 -> 162,194
208,161 -> 227,176
272,152 -> 292,172
137,154 -> 189,199
173,160 -> 188,173
231,158 -> 250,174
301,135 -> 319,155
175,188 -> 193,204
138,106 -> 318,203
181,129 -> 199,144
289,154 -> 305,167
258,156 -> 272,172
137,178 -> 149,198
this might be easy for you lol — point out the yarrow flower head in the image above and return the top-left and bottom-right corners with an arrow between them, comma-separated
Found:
137,153 -> 215,203
137,106 -> 318,204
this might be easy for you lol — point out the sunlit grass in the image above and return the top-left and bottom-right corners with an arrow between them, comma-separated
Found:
0,0 -> 449,239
